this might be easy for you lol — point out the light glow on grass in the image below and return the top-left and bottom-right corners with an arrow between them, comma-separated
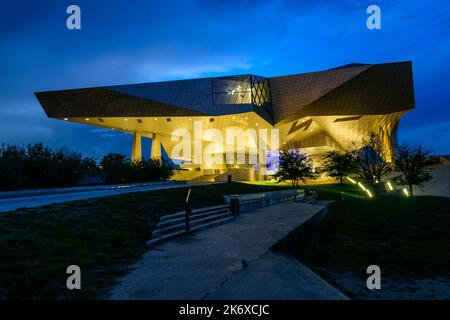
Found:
403,188 -> 410,197
387,181 -> 394,191
346,177 -> 356,184
356,181 -> 373,198
358,182 -> 367,191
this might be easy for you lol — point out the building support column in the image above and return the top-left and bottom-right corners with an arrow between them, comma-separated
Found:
258,161 -> 267,181
258,149 -> 267,181
151,133 -> 162,160
131,132 -> 142,163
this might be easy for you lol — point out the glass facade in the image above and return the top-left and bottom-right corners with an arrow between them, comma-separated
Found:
213,75 -> 271,107
250,75 -> 271,107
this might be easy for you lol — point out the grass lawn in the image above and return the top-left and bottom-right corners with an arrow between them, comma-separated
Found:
302,183 -> 366,200
297,196 -> 450,283
246,181 -> 366,200
0,182 -> 294,300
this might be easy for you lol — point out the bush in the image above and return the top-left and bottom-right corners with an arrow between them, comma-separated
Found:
0,143 -> 175,191
273,149 -> 315,187
100,154 -> 174,184
100,153 -> 130,184
0,143 -> 101,190
0,144 -> 27,189
322,150 -> 359,184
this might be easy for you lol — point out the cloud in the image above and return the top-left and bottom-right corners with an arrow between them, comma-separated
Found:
399,120 -> 450,155
0,99 -> 43,116
90,128 -> 111,133
100,133 -> 117,139
195,0 -> 363,16
65,46 -> 252,87
0,113 -> 55,144
137,57 -> 251,81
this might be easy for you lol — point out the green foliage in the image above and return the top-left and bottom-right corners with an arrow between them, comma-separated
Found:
0,143 -> 174,190
302,183 -> 366,200
99,153 -> 130,183
100,153 -> 174,184
392,143 -> 433,196
356,133 -> 391,193
139,158 -> 173,181
0,143 -> 97,190
273,149 -> 315,187
298,196 -> 450,280
322,150 -> 359,184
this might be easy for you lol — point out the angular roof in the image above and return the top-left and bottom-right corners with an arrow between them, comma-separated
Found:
35,61 -> 415,126
270,61 -> 414,124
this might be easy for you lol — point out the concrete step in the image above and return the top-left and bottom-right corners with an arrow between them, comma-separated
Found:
157,208 -> 230,228
190,216 -> 234,233
152,211 -> 233,236
147,229 -> 187,246
159,204 -> 230,222
148,214 -> 234,246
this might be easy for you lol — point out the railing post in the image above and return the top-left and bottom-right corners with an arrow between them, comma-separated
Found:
312,190 -> 318,205
185,188 -> 191,232
230,197 -> 240,216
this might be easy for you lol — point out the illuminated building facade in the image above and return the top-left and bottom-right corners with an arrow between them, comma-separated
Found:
35,61 -> 415,181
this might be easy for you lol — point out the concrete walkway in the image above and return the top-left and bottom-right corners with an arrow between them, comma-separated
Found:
413,165 -> 450,197
109,201 -> 347,300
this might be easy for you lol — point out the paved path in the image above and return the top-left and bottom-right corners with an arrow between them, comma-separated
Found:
413,165 -> 450,197
109,201 -> 347,300
0,181 -> 189,213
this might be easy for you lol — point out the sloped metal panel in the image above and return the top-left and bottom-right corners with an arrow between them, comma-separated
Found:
36,77 -> 259,118
35,87 -> 207,118
106,78 -> 213,111
270,64 -> 372,124
300,61 -> 415,117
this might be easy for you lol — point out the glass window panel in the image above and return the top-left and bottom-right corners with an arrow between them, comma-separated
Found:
213,76 -> 252,104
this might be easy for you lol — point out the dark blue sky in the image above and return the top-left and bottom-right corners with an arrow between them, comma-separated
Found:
1,0 -> 449,159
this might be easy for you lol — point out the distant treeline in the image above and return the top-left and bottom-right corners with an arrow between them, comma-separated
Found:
0,143 -> 173,191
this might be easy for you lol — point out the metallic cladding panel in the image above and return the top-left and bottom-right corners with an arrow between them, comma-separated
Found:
270,64 -> 372,124
36,78 -> 257,118
106,78 -> 213,111
35,87 -> 207,118
300,62 -> 415,117
270,62 -> 414,125
35,62 -> 414,126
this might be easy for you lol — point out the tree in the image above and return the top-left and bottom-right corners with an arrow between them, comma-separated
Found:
25,143 -> 55,188
273,149 -> 315,188
130,158 -> 174,182
144,158 -> 174,181
81,157 -> 101,178
392,143 -> 433,196
0,143 -> 102,190
356,133 -> 391,193
322,150 -> 359,184
100,153 -> 130,183
0,144 -> 27,190
52,148 -> 86,187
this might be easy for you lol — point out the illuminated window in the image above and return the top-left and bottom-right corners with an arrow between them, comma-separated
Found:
250,76 -> 271,107
212,75 -> 271,107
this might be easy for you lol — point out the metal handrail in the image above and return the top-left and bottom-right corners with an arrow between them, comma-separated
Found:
185,188 -> 191,232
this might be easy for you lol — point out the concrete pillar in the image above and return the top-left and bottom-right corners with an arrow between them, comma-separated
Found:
131,132 -> 142,163
151,133 -> 162,160
258,154 -> 267,181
